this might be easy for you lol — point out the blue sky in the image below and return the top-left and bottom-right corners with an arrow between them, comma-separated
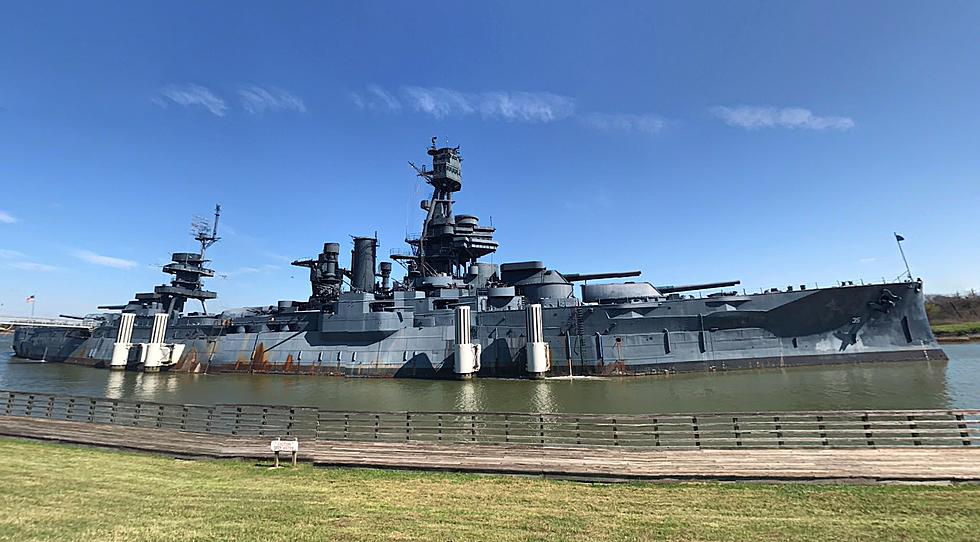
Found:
1,1 -> 979,317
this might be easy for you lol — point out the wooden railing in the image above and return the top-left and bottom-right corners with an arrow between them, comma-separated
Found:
2,390 -> 977,449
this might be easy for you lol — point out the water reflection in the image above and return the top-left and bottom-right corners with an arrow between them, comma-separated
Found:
454,380 -> 482,412
104,370 -> 125,400
2,332 -> 978,413
529,380 -> 556,413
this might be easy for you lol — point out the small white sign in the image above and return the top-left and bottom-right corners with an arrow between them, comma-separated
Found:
270,438 -> 299,453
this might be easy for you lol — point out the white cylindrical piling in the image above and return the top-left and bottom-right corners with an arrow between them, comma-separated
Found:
150,313 -> 168,344
453,306 -> 481,379
142,313 -> 170,372
117,313 -> 135,343
525,304 -> 550,379
109,313 -> 136,370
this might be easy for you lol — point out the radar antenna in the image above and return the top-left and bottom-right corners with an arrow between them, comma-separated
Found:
193,204 -> 221,259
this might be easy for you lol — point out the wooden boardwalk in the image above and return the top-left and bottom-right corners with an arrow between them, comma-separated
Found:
3,415 -> 980,483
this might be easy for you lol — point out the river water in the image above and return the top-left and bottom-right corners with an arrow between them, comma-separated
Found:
1,334 -> 977,413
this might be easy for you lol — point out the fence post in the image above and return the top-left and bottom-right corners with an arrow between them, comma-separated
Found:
907,414 -> 920,446
862,413 -> 874,447
693,416 -> 701,448
955,413 -> 971,446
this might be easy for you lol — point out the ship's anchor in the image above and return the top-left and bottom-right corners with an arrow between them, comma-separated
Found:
869,288 -> 901,314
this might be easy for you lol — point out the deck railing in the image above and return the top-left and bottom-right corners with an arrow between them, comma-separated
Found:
2,390 -> 977,449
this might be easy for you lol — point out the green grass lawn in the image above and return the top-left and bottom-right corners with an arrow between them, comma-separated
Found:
932,321 -> 980,336
0,438 -> 978,541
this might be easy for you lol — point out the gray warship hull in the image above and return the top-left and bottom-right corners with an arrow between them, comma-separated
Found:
12,280 -> 946,377
9,140 -> 946,378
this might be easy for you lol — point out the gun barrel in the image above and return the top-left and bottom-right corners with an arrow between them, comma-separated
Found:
563,270 -> 642,282
655,280 -> 741,294
58,314 -> 86,320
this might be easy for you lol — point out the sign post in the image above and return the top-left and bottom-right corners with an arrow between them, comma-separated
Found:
270,437 -> 299,467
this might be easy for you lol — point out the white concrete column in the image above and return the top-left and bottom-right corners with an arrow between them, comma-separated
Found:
453,306 -> 481,379
109,313 -> 136,370
525,304 -> 550,378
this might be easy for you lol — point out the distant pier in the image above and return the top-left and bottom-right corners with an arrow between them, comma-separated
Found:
1,390 -> 978,483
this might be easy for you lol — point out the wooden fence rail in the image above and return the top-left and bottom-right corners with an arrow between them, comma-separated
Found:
2,389 -> 978,449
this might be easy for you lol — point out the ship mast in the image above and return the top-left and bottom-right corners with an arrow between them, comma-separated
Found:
401,138 -> 497,280
196,204 -> 221,259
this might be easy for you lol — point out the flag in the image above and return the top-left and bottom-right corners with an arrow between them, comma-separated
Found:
25,295 -> 35,304
894,233 -> 905,242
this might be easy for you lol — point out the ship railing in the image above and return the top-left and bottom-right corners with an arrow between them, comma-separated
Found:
2,389 -> 978,449
0,316 -> 97,329
729,277 -> 918,297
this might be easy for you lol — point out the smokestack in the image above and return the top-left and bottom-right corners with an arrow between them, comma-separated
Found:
350,237 -> 377,293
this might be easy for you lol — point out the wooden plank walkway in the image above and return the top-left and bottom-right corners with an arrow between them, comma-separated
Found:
4,416 -> 980,483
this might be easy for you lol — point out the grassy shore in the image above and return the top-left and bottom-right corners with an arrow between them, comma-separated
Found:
1,439 -> 979,541
932,321 -> 980,337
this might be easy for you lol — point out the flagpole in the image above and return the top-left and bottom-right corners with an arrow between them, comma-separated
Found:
894,232 -> 911,281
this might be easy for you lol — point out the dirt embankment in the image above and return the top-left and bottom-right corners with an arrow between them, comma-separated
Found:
927,293 -> 980,342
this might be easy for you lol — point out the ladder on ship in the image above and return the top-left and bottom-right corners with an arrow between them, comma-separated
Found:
567,306 -> 588,375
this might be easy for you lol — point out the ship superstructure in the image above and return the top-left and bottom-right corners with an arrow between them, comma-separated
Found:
12,140 -> 946,377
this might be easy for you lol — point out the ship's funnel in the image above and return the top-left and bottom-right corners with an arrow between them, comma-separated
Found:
350,237 -> 377,293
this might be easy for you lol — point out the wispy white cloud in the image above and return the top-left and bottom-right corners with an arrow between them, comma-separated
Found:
238,85 -> 307,115
0,211 -> 17,224
218,264 -> 280,278
155,84 -> 228,117
73,250 -> 138,269
354,85 -> 577,123
0,249 -> 57,271
581,113 -> 666,134
859,257 -> 878,264
351,84 -> 402,112
404,87 -> 576,122
6,261 -> 58,272
710,105 -> 854,131
401,86 -> 475,118
401,86 -> 476,118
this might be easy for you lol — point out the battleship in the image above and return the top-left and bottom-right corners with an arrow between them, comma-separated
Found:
12,139 -> 946,378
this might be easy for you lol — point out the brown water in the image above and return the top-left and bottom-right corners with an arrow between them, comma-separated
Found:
1,334 -> 977,413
